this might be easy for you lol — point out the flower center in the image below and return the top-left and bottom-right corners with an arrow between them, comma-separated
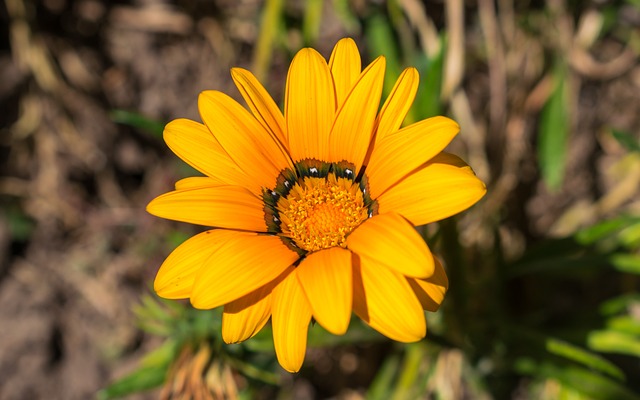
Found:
276,173 -> 368,252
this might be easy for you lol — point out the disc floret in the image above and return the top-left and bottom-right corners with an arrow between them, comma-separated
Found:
263,160 -> 374,253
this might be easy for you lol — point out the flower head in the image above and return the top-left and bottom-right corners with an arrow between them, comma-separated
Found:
147,38 -> 486,372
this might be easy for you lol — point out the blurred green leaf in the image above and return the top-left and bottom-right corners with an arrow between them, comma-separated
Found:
413,41 -> 444,119
589,330 -> 640,357
610,253 -> 640,274
98,364 -> 167,399
538,62 -> 570,191
302,0 -> 323,45
509,326 -> 625,381
332,0 -> 360,33
166,230 -> 192,249
612,129 -> 640,152
242,329 -> 275,352
5,208 -> 34,241
368,351 -> 402,400
600,293 -> 640,316
365,13 -> 403,96
225,357 -> 280,385
626,0 -> 640,8
619,221 -> 640,249
516,359 -> 640,400
607,316 -> 640,336
252,0 -> 285,81
545,338 -> 625,381
134,295 -> 178,336
575,216 -> 640,245
111,109 -> 165,138
140,339 -> 178,368
507,242 -> 609,277
306,318 -> 387,347
390,343 -> 428,400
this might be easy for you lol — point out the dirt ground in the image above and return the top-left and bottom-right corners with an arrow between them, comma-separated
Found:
1,0 -> 639,399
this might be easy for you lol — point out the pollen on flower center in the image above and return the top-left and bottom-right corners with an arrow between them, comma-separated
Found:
276,173 -> 368,252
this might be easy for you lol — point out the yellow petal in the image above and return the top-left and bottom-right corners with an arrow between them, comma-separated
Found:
366,116 -> 460,199
347,212 -> 434,279
272,269 -> 312,373
328,38 -> 362,108
146,185 -> 267,231
231,67 -> 288,148
164,119 -> 248,187
407,257 -> 449,312
154,229 -> 243,299
329,56 -> 385,173
174,176 -> 219,190
191,235 -> 299,309
377,153 -> 486,226
373,67 -> 419,145
199,91 -> 293,192
222,269 -> 291,343
296,247 -> 352,335
285,48 -> 335,163
353,255 -> 426,342
429,151 -> 474,169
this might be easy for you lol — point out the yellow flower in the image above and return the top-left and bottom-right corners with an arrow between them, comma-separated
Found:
147,38 -> 486,372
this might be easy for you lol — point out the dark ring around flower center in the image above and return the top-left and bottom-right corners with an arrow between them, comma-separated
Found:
262,159 -> 378,256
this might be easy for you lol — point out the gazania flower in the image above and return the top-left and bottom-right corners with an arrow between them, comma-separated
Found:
147,38 -> 486,373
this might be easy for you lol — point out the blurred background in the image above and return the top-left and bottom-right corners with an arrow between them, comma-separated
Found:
1,0 -> 640,399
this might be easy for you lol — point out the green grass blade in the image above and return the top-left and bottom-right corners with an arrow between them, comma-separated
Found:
367,351 -> 401,400
110,110 -> 165,139
610,253 -> 640,274
538,62 -> 570,191
252,0 -> 285,82
390,343 -> 426,400
612,129 -> 640,152
364,13 -> 403,96
98,364 -> 167,399
302,0 -> 323,45
413,39 -> 444,119
516,360 -> 640,400
546,338 -> 625,381
589,330 -> 640,357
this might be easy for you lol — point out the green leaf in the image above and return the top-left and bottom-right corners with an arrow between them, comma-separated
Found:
140,339 -> 178,368
612,129 -> 640,152
538,62 -> 570,191
516,359 -> 640,400
607,316 -> 640,336
413,41 -> 444,119
98,364 -> 167,399
332,0 -> 360,33
166,230 -> 193,249
390,343 -> 428,400
575,216 -> 640,245
600,293 -> 640,316
252,0 -> 285,81
225,357 -> 280,385
610,253 -> 640,274
365,13 -> 403,97
545,338 -> 625,381
589,330 -> 640,357
5,208 -> 35,241
238,321 -> 274,352
306,318 -> 387,347
507,240 -> 609,277
110,110 -> 165,138
367,352 -> 402,400
619,221 -> 640,249
302,0 -> 323,45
